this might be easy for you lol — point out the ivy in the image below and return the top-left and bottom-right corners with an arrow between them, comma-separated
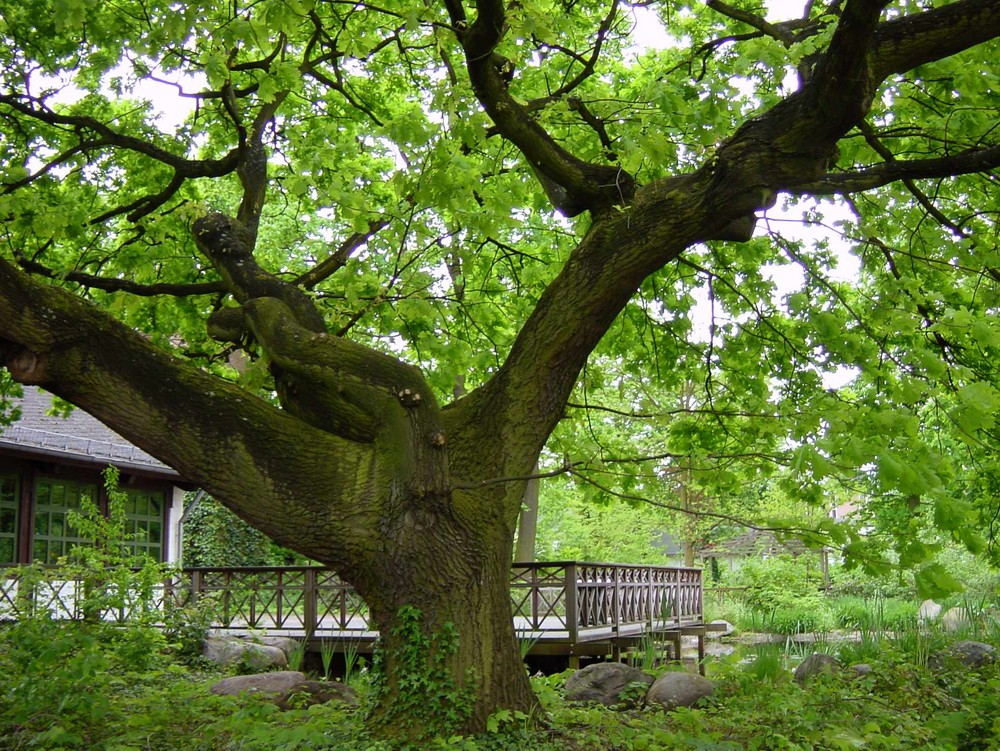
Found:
369,606 -> 475,740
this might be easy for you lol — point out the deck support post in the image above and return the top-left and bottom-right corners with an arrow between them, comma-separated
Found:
303,567 -> 317,637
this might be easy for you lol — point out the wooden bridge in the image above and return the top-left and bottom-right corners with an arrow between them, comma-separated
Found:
0,561 -> 706,669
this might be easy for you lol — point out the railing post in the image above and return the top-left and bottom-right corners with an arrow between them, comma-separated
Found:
223,569 -> 232,626
188,568 -> 202,607
531,565 -> 539,629
303,567 -> 317,637
648,567 -> 655,631
701,572 -> 706,621
565,563 -> 578,645
612,565 -> 620,633
673,569 -> 680,627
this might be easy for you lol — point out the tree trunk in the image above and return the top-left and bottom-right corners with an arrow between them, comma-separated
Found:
515,463 -> 540,562
347,506 -> 537,739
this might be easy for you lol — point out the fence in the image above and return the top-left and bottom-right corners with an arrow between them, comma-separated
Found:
0,562 -> 704,647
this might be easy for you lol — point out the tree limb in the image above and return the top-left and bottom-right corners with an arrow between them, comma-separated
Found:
873,0 -> 1000,80
789,144 -> 1000,195
0,254 -> 376,565
12,253 -> 227,297
446,0 -> 634,215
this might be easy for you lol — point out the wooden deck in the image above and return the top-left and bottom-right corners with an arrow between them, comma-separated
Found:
1,561 -> 706,669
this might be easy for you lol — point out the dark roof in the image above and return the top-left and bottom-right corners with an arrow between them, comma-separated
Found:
697,529 -> 812,558
0,386 -> 181,481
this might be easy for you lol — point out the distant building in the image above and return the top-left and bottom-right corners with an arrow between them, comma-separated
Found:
697,528 -> 829,584
0,386 -> 188,565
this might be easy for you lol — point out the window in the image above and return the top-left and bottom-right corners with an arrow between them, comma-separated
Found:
0,475 -> 18,564
120,488 -> 165,561
32,478 -> 97,564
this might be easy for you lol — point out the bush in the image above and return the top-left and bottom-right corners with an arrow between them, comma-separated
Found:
831,596 -> 871,629
181,493 -> 276,567
827,560 -> 915,599
729,555 -> 825,612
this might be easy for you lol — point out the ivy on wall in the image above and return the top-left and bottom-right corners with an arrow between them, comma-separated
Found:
181,493 -> 280,568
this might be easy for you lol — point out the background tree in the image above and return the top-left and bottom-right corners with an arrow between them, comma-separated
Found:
1,0 -> 1000,736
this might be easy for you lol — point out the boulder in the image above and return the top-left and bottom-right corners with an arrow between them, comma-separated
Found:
918,599 -> 942,622
564,662 -> 654,707
848,663 -> 873,677
646,671 -> 714,710
203,636 -> 288,670
941,607 -> 970,633
275,679 -> 358,710
929,640 -> 995,671
211,671 -> 307,697
705,620 -> 735,639
793,653 -> 840,683
249,635 -> 300,657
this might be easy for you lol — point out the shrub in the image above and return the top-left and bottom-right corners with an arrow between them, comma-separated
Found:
730,555 -> 825,612
831,595 -> 871,629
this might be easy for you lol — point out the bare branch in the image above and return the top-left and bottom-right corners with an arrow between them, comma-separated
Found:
13,253 -> 226,297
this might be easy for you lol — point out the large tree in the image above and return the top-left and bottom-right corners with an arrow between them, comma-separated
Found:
2,0 -> 999,735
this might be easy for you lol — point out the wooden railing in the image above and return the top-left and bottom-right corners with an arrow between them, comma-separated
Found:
1,562 -> 703,643
510,562 -> 703,642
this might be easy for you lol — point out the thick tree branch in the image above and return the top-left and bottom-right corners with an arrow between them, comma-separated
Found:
0,255 -> 377,566
789,144 -> 1000,195
448,0 -> 634,215
194,213 -> 327,334
241,299 -> 452,506
873,0 -> 1000,79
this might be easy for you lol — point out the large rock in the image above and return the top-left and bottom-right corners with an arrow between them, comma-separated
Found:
211,671 -> 307,697
918,599 -> 942,622
564,662 -> 654,707
646,671 -> 714,710
705,620 -> 735,639
203,636 -> 288,670
275,679 -> 358,710
941,607 -> 971,633
793,653 -> 840,683
929,640 -> 996,671
249,635 -> 300,656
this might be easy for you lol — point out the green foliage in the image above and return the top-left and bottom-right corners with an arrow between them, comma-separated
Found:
766,602 -> 834,635
181,494 -> 280,568
3,602 -> 1000,750
0,467 -> 173,745
729,555 -> 826,613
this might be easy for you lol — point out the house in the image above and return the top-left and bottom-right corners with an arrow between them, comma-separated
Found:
0,386 -> 188,566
